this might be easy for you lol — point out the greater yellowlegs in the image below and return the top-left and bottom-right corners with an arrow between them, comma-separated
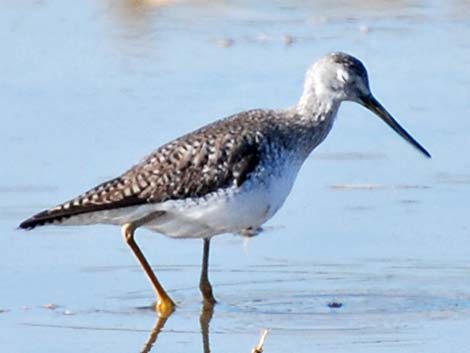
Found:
19,52 -> 430,317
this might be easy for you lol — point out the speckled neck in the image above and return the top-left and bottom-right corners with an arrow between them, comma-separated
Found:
272,106 -> 337,160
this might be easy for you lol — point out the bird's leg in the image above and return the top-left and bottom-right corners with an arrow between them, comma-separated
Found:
122,223 -> 175,318
199,238 -> 217,306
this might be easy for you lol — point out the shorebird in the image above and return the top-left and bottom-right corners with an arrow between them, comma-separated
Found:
19,52 -> 430,317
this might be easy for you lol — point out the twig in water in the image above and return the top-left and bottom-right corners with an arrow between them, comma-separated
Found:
251,329 -> 269,353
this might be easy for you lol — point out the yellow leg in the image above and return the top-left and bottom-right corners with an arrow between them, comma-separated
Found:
199,238 -> 217,306
122,223 -> 175,318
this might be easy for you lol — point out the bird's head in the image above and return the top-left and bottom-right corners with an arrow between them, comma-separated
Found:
310,52 -> 371,104
302,52 -> 431,158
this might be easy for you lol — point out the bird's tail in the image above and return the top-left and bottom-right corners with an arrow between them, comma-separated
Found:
19,177 -> 145,230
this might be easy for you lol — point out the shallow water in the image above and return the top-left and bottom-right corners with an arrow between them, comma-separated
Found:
1,1 -> 470,352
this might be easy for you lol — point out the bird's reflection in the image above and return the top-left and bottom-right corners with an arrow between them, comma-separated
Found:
200,302 -> 214,353
140,315 -> 168,353
140,302 -> 214,353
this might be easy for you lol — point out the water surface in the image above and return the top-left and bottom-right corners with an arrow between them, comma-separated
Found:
1,1 -> 470,352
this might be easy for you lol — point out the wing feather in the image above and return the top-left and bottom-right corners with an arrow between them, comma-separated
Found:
19,110 -> 267,229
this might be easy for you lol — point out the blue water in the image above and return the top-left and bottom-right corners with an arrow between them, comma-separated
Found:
1,1 -> 470,352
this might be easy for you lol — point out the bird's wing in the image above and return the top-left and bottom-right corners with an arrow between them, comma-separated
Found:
136,120 -> 261,203
19,111 -> 264,229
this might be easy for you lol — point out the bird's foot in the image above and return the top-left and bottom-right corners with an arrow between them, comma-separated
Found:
155,296 -> 176,318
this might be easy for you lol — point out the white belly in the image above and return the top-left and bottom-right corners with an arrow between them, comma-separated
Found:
144,157 -> 303,238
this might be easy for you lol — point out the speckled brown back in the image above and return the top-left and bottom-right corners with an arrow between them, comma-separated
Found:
19,109 -> 288,228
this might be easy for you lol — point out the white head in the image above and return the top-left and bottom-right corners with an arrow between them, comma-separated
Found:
307,52 -> 371,104
298,52 -> 431,158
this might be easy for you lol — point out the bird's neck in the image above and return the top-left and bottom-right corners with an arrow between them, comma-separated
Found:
296,84 -> 340,122
287,89 -> 341,157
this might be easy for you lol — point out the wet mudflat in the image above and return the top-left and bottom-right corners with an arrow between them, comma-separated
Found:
1,1 -> 470,352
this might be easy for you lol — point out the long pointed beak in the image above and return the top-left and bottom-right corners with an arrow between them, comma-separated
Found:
360,95 -> 431,158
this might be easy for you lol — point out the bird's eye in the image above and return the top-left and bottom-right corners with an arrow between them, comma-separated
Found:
336,69 -> 349,83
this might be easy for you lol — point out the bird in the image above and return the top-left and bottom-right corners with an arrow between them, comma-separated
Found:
19,52 -> 431,317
